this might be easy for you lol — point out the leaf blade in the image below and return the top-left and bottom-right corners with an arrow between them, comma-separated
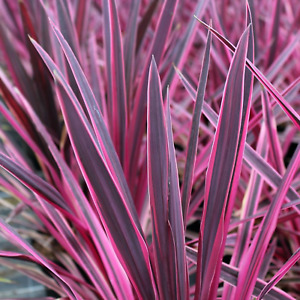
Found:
166,89 -> 188,300
181,29 -> 211,225
102,0 -> 127,164
196,27 -> 250,299
235,144 -> 300,299
147,57 -> 173,299
30,36 -> 156,298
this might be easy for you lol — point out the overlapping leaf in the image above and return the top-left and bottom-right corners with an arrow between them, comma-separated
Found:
126,0 -> 179,190
181,30 -> 211,224
196,26 -> 250,300
234,144 -> 300,299
102,0 -> 127,164
147,58 -> 175,299
30,31 -> 156,299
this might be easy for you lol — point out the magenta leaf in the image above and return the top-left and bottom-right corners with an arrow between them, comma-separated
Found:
102,0 -> 127,164
186,246 -> 294,300
147,57 -> 174,298
181,30 -> 211,224
196,26 -> 250,299
55,0 -> 80,60
30,36 -> 156,298
0,218 -> 79,299
257,247 -> 300,299
37,24 -> 140,229
19,0 -> 60,138
126,0 -> 179,190
197,19 -> 300,130
21,95 -> 134,300
0,153 -> 70,215
234,144 -> 300,299
175,65 -> 300,205
261,88 -> 285,174
166,89 -> 188,300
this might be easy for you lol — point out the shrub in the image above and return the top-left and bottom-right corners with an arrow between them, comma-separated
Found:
0,0 -> 300,299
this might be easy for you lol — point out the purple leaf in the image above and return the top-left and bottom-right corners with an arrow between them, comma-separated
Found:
147,57 -> 174,298
123,0 -> 140,104
166,89 -> 188,300
175,65 -> 300,206
0,19 -> 38,113
30,28 -> 141,232
30,36 -> 156,298
74,0 -> 90,44
261,88 -> 285,174
234,144 -> 300,299
196,26 -> 250,299
126,0 -> 179,191
19,0 -> 60,138
0,153 -> 69,215
163,0 -> 210,97
21,95 -> 134,300
186,246 -> 295,300
55,0 -> 80,61
257,247 -> 300,299
181,29 -> 211,224
196,19 -> 300,130
0,218 -> 79,299
102,0 -> 127,164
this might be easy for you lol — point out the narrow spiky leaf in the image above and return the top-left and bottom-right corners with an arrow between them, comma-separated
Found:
30,36 -> 156,298
166,89 -> 188,300
21,96 -> 134,300
235,144 -> 300,299
147,57 -> 173,299
0,218 -> 79,299
102,0 -> 127,164
186,246 -> 295,300
126,0 -> 179,189
38,24 -> 140,230
175,67 -> 300,204
181,30 -> 211,225
197,19 -> 300,130
196,27 -> 250,299
257,247 -> 300,300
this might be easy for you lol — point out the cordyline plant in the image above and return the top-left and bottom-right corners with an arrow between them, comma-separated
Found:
0,0 -> 300,299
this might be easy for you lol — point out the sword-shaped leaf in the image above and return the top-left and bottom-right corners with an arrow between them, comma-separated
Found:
102,0 -> 127,164
174,66 -> 300,205
166,89 -> 188,300
30,36 -> 156,299
234,144 -> 300,299
147,57 -> 174,299
196,27 -> 250,299
196,19 -> 300,130
181,30 -> 211,225
257,247 -> 300,300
